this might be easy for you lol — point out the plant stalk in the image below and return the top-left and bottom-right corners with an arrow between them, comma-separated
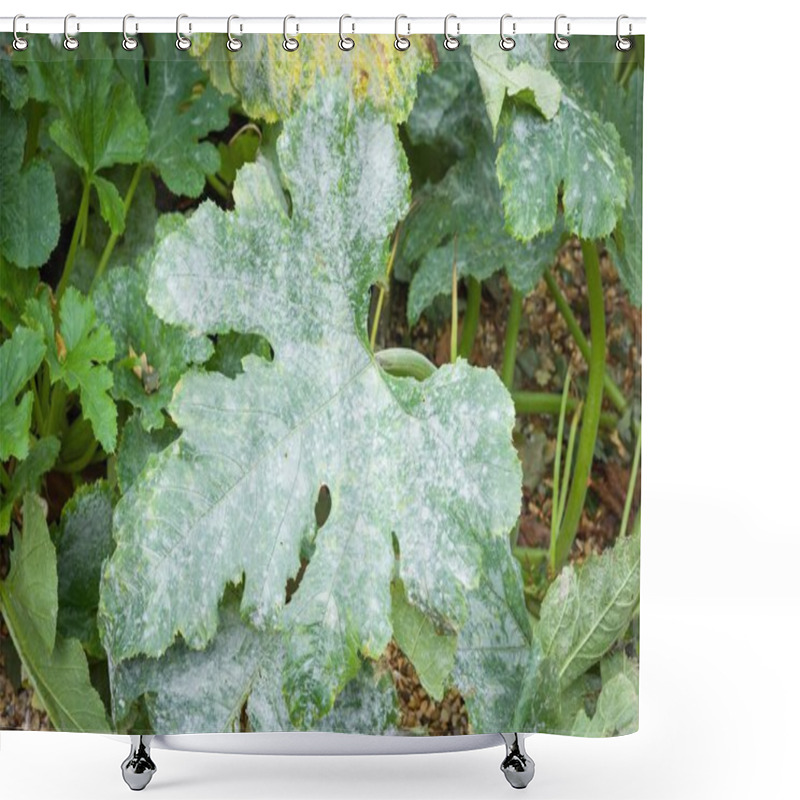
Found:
458,277 -> 481,360
369,229 -> 400,351
542,269 -> 628,415
551,239 -> 606,573
91,164 -> 144,292
513,391 -> 617,429
619,423 -> 642,537
501,289 -> 524,389
56,178 -> 91,300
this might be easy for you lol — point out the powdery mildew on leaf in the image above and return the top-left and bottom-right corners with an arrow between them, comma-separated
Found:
192,34 -> 432,125
99,85 -> 522,728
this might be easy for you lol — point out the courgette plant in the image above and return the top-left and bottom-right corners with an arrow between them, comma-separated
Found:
0,32 -> 641,737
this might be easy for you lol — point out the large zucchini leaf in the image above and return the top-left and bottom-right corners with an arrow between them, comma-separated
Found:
99,84 -> 523,729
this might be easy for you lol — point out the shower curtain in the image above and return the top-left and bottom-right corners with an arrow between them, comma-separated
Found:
0,28 -> 642,739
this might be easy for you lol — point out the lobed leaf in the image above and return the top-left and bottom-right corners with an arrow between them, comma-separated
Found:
100,85 -> 523,730
572,671 -> 638,736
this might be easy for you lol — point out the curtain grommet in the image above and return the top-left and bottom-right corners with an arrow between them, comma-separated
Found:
12,14 -> 28,51
443,14 -> 460,50
394,14 -> 410,51
226,15 -> 243,52
283,15 -> 299,51
121,14 -> 138,51
63,13 -> 79,51
553,14 -> 570,51
339,14 -> 355,51
176,13 -> 191,51
500,14 -> 516,50
616,15 -> 633,51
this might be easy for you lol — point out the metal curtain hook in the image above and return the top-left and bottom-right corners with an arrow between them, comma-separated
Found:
12,14 -> 28,51
500,13 -> 516,50
122,14 -> 138,51
176,14 -> 191,50
63,13 -> 79,50
553,14 -> 570,51
283,15 -> 299,51
339,14 -> 354,51
227,15 -> 242,51
395,14 -> 410,51
443,14 -> 460,50
616,14 -> 632,51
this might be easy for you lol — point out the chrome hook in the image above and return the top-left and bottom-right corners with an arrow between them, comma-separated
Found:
500,14 -> 516,51
395,14 -> 410,51
122,14 -> 138,51
554,14 -> 570,51
283,15 -> 299,51
616,14 -> 632,51
63,13 -> 79,51
227,15 -> 242,51
443,13 -> 460,51
176,13 -> 191,51
12,14 -> 28,51
339,14 -> 354,51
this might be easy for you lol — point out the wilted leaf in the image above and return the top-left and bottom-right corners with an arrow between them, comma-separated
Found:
100,85 -> 522,730
0,98 -> 60,268
55,482 -> 114,657
116,35 -> 231,197
192,34 -> 432,124
94,266 -> 213,430
0,325 -> 46,461
0,495 -> 110,732
469,35 -> 561,134
538,532 -> 640,689
25,288 -> 117,452
112,596 -> 397,734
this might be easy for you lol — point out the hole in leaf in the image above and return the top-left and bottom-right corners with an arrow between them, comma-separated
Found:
315,483 -> 331,529
285,484 -> 330,604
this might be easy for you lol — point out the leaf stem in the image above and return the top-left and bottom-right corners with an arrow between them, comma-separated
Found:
57,440 -> 99,474
542,269 -> 628,415
551,239 -> 606,573
369,229 -> 400,351
557,401 -> 582,534
56,178 -> 91,301
551,367 -> 573,549
450,236 -> 458,364
619,423 -> 642,537
375,348 -> 437,382
91,164 -> 144,292
513,391 -> 616,429
501,288 -> 523,389
458,277 -> 481,360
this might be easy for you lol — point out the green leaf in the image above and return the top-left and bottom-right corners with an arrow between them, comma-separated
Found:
206,332 -> 272,379
112,596 -> 397,734
25,288 -> 117,452
0,325 -> 46,461
55,482 -> 114,657
116,413 -> 179,495
451,531 -> 532,732
192,34 -> 432,124
0,37 -> 29,109
572,671 -> 638,736
0,98 -> 60,269
391,580 -> 457,702
538,532 -> 640,689
0,495 -> 110,732
0,436 -> 60,536
116,35 -> 231,198
92,174 -> 126,236
469,35 -> 561,134
497,94 -> 633,240
99,85 -> 522,730
94,266 -> 213,431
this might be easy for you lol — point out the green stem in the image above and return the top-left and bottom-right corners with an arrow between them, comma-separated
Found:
458,277 -> 481,361
30,376 -> 46,435
369,229 -> 400,351
512,546 -> 548,564
619,423 -> 642,537
57,440 -> 99,474
557,401 -> 582,534
56,178 -> 91,300
501,289 -> 523,389
91,164 -> 143,292
551,368 -> 572,549
513,391 -> 617,429
543,269 -> 628,415
375,348 -> 436,382
44,383 -> 67,440
23,101 -> 45,164
551,239 -> 606,572
206,172 -> 231,201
